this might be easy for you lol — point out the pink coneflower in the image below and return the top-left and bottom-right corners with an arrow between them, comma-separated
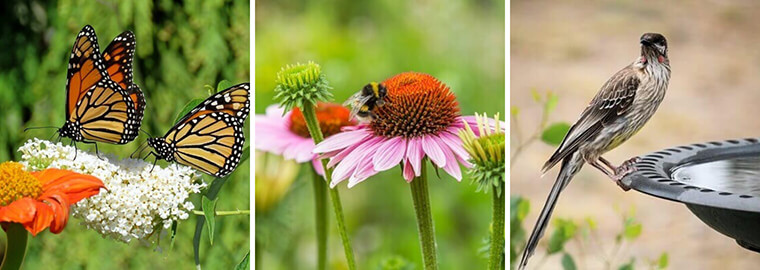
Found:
314,72 -> 493,188
255,102 -> 356,175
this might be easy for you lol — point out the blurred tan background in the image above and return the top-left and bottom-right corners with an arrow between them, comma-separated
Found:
511,0 -> 760,269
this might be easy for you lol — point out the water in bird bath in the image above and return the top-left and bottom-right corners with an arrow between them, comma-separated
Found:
672,156 -> 760,197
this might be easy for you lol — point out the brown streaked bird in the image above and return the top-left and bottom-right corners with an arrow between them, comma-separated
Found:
518,33 -> 671,270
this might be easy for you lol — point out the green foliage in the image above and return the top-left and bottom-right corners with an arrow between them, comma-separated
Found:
235,251 -> 251,270
656,253 -> 669,269
509,196 -> 530,267
561,252 -> 577,270
618,258 -> 635,270
376,255 -> 416,270
547,219 -> 577,254
202,196 -> 219,245
541,123 -> 571,146
2,0 -> 250,268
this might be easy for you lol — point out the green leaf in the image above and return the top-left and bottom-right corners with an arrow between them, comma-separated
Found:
511,106 -> 520,117
174,98 -> 204,125
531,89 -> 541,102
623,218 -> 642,240
240,146 -> 250,165
657,253 -> 668,269
217,80 -> 233,92
202,196 -> 218,245
618,258 -> 635,270
169,220 -> 178,251
547,219 -> 577,254
561,253 -> 577,270
544,92 -> 558,115
585,217 -> 597,230
235,251 -> 250,270
541,122 -> 571,146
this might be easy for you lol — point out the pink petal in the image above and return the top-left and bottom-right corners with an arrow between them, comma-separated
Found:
293,140 -> 317,162
438,132 -> 470,162
330,137 -> 384,187
372,137 -> 407,171
406,137 -> 424,176
265,105 -> 286,117
313,128 -> 371,153
438,142 -> 462,181
327,142 -> 362,168
403,160 -> 415,182
421,135 -> 446,167
348,157 -> 380,188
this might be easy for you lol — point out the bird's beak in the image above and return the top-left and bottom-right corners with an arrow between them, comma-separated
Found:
640,39 -> 653,46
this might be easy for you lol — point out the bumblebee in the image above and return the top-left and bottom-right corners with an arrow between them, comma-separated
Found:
344,82 -> 387,122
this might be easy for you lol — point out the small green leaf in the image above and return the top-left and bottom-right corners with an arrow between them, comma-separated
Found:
541,122 -> 571,146
174,98 -> 204,124
623,218 -> 642,240
657,253 -> 668,269
202,196 -> 218,245
511,106 -> 520,117
618,258 -> 635,270
39,142 -> 46,150
240,146 -> 250,165
169,220 -> 178,251
531,89 -> 541,102
217,80 -> 233,92
547,219 -> 577,254
561,253 -> 577,270
585,217 -> 597,230
235,251 -> 250,270
544,92 -> 559,115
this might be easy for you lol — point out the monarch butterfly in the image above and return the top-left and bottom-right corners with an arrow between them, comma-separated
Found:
58,25 -> 145,146
145,83 -> 250,178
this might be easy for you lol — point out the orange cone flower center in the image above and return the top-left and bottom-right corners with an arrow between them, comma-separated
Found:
0,162 -> 43,206
289,102 -> 356,138
370,72 -> 460,138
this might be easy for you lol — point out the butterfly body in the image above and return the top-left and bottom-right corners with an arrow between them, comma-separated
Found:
147,83 -> 250,178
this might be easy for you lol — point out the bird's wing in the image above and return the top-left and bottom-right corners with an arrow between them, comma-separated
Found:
542,66 -> 640,173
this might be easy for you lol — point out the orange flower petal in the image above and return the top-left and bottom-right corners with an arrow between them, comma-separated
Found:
32,169 -> 105,203
41,192 -> 70,234
0,198 -> 37,224
25,201 -> 53,236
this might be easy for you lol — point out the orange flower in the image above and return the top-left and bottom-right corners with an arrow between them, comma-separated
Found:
0,162 -> 104,236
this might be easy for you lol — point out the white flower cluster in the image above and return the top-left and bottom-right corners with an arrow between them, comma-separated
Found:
18,138 -> 206,243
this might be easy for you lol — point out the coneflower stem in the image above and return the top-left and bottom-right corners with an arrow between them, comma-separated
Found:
410,160 -> 438,270
489,184 -> 505,270
1,223 -> 28,270
312,167 -> 329,270
300,101 -> 357,270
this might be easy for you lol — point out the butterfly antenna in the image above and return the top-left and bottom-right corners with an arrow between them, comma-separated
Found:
139,128 -> 153,138
130,141 -> 148,159
23,126 -> 59,132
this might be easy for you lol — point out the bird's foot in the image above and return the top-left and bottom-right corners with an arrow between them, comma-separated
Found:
612,157 -> 640,191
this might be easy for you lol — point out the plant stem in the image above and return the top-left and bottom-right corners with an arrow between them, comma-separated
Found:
194,176 -> 229,268
410,160 -> 438,270
489,185 -> 505,270
312,167 -> 329,270
192,210 -> 250,216
1,223 -> 28,270
301,101 -> 357,270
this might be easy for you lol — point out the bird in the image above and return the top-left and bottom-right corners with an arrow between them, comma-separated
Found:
517,33 -> 671,270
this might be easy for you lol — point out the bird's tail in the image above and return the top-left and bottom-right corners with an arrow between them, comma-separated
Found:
518,154 -> 582,270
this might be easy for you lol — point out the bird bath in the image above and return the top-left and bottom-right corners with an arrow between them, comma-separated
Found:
621,138 -> 760,252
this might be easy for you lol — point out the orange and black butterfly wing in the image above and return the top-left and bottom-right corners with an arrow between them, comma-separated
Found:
103,31 -> 145,131
71,80 -> 142,144
164,112 -> 245,177
66,25 -> 108,120
176,83 -> 250,126
102,31 -> 135,90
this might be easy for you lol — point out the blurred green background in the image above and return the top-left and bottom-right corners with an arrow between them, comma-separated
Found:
255,0 -> 504,269
0,0 -> 249,269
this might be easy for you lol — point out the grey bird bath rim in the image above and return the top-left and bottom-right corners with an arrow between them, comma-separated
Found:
621,137 -> 760,253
